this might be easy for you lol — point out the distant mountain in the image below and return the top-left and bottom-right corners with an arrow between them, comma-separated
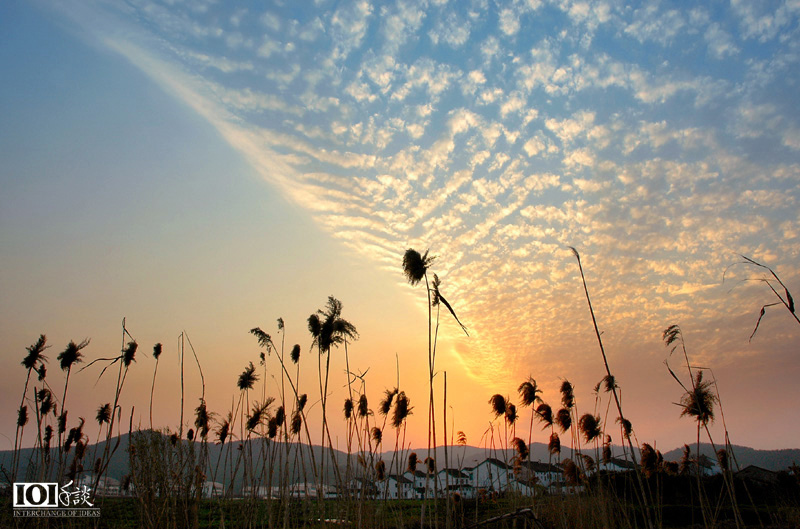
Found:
661,443 -> 800,472
3,436 -> 797,489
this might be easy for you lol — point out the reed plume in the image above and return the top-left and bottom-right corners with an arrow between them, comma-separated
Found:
391,391 -> 412,428
555,408 -> 572,433
578,414 -> 602,443
489,394 -> 507,418
535,403 -> 553,428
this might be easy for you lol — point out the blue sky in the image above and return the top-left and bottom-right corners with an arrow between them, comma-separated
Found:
2,0 -> 799,451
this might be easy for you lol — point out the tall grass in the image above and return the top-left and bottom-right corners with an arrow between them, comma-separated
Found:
4,248 -> 797,529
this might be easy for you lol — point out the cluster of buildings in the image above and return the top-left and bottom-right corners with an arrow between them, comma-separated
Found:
355,458 -> 564,500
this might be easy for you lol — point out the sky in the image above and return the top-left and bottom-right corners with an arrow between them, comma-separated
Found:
1,0 -> 799,456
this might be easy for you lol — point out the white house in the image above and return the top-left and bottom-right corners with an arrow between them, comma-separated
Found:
515,461 -> 561,488
77,475 -> 120,496
403,470 -> 436,499
436,469 -> 474,497
202,481 -> 224,498
464,458 -> 512,493
377,474 -> 415,499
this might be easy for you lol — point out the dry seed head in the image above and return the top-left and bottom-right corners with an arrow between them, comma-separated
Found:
267,417 -> 278,438
535,403 -> 553,428
408,452 -> 418,472
237,362 -> 259,391
17,405 -> 28,428
379,387 -> 398,416
195,399 -> 211,438
560,380 -> 575,409
555,408 -> 572,433
578,414 -> 602,443
216,419 -> 230,445
22,335 -> 49,370
402,248 -> 434,286
358,394 -> 370,417
96,403 -> 112,426
426,457 -> 436,474
548,432 -> 561,455
505,403 -> 518,425
511,437 -> 529,460
391,391 -> 412,428
371,426 -> 382,445
291,411 -> 302,434
518,378 -> 541,407
58,339 -> 89,371
122,341 -> 137,367
640,443 -> 658,478
489,394 -> 507,418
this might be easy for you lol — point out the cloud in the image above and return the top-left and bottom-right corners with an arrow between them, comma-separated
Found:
329,0 -> 373,60
625,4 -> 685,45
498,8 -> 520,36
705,23 -> 739,58
53,0 -> 800,433
381,1 -> 426,53
430,12 -> 471,47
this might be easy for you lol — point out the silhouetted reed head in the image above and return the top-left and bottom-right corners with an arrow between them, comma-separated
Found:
555,408 -> 571,433
518,378 -> 541,407
560,380 -> 574,409
291,411 -> 302,434
717,448 -> 729,471
17,406 -> 28,428
391,391 -> 412,428
371,426 -> 382,445
96,403 -> 111,426
549,432 -> 561,455
640,443 -> 658,478
505,403 -> 518,426
402,248 -> 434,286
680,370 -> 717,425
511,437 -> 529,460
122,341 -> 137,367
291,344 -> 301,364
358,394 -> 369,418
216,417 -> 230,445
195,399 -> 211,438
578,414 -> 601,443
38,389 -> 54,416
535,403 -> 553,428
407,452 -> 418,473
602,435 -> 612,464
238,362 -> 258,391
425,457 -> 435,474
562,458 -> 580,485
380,387 -> 398,416
22,335 -> 49,370
489,394 -> 507,418
58,339 -> 89,371
267,417 -> 278,439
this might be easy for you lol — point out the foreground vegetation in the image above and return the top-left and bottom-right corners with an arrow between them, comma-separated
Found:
2,249 -> 798,528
